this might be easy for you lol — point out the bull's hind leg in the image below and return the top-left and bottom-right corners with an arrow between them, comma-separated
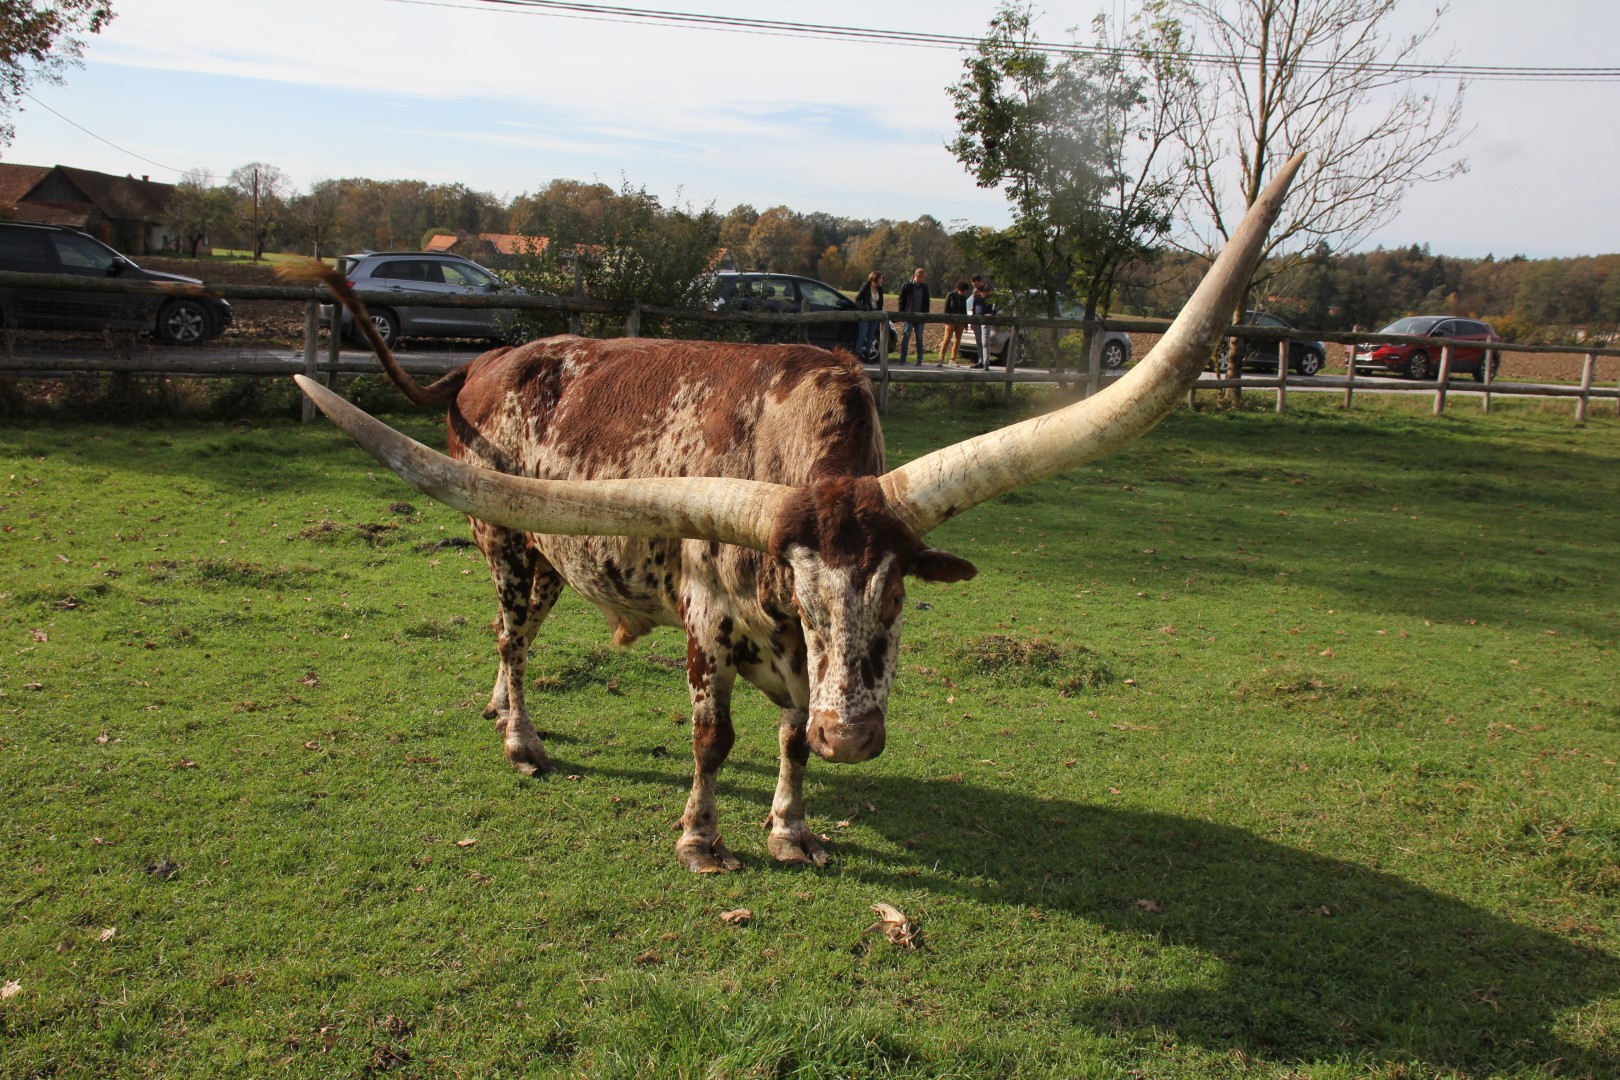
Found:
765,708 -> 828,865
676,625 -> 742,873
473,521 -> 562,776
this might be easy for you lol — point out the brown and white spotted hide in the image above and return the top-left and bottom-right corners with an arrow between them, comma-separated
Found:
443,336 -> 975,872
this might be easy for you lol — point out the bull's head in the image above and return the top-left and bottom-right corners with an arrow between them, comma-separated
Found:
294,156 -> 1303,766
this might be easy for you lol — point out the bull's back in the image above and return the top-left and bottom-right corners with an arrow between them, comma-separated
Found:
444,337 -> 882,639
447,336 -> 882,484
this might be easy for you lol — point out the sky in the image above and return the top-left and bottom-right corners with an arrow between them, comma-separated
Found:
4,0 -> 1617,259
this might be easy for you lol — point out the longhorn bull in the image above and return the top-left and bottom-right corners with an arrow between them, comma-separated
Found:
287,156 -> 1302,872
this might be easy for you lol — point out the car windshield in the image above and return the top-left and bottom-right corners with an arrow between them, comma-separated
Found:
1380,317 -> 1442,335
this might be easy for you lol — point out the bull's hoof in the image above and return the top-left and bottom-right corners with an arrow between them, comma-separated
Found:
484,704 -> 501,722
505,743 -> 555,776
677,834 -> 743,874
767,824 -> 829,866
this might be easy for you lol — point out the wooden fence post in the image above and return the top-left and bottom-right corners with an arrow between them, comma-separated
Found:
1576,351 -> 1596,425
301,300 -> 319,423
1433,346 -> 1451,416
624,304 -> 641,338
1343,339 -> 1357,409
569,261 -> 584,336
1003,325 -> 1018,403
1275,339 -> 1289,414
877,318 -> 891,415
1085,326 -> 1102,400
1481,345 -> 1496,414
324,305 -> 342,391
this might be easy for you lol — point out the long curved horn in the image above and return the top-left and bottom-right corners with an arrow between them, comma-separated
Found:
879,153 -> 1305,536
294,375 -> 790,550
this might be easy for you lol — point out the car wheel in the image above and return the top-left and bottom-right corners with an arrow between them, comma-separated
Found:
1102,340 -> 1127,368
1473,353 -> 1500,382
1296,351 -> 1323,376
1406,350 -> 1431,380
366,309 -> 400,349
156,299 -> 211,345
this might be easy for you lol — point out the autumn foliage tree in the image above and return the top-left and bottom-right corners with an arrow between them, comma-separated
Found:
0,0 -> 112,149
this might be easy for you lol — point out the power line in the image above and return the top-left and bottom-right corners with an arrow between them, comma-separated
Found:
21,92 -> 184,174
388,0 -> 1620,83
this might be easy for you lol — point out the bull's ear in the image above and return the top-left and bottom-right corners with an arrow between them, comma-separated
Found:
911,548 -> 977,582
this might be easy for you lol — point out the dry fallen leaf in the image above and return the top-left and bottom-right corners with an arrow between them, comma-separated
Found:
173,758 -> 197,770
31,628 -> 46,642
1136,899 -> 1162,913
865,902 -> 918,949
303,741 -> 321,751
300,672 -> 320,686
93,731 -> 109,744
633,949 -> 661,966
466,870 -> 493,884
97,927 -> 117,942
1,980 -> 19,1000
719,908 -> 753,925
455,838 -> 478,848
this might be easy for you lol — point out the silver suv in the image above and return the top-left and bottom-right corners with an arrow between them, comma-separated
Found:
963,294 -> 1133,369
321,251 -> 520,347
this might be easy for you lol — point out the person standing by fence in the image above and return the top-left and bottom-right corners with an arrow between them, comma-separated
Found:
897,268 -> 930,365
939,279 -> 969,363
969,276 -> 994,369
854,270 -> 884,360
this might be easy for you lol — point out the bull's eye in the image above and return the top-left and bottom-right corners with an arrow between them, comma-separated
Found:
879,580 -> 904,624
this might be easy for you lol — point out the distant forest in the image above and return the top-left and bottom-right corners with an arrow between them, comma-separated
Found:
193,173 -> 1617,344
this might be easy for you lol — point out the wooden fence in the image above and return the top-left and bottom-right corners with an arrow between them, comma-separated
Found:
2,270 -> 1618,425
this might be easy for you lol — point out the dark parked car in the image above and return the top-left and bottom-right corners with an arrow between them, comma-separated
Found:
1354,316 -> 1501,381
320,251 -> 522,347
711,272 -> 870,355
0,221 -> 230,344
1218,310 -> 1327,376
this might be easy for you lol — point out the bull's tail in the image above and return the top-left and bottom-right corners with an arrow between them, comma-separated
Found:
277,261 -> 466,407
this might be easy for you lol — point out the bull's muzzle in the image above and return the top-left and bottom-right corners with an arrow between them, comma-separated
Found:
807,708 -> 886,763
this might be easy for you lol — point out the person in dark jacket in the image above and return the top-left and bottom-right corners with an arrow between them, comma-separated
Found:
939,279 -> 970,363
854,270 -> 884,359
896,268 -> 930,364
969,276 -> 994,368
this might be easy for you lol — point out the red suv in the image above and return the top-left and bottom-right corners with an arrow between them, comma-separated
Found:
1354,316 -> 1501,381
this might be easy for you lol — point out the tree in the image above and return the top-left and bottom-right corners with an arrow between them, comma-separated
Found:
0,0 -> 113,149
502,180 -> 722,342
165,169 -> 230,257
948,3 -> 1192,368
283,178 -> 344,258
1168,0 -> 1468,343
226,162 -> 292,261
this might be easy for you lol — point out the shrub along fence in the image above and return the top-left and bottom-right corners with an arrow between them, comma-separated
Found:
1,269 -> 1617,425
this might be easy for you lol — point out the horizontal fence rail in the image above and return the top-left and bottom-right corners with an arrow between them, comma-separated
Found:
1,270 -> 1617,425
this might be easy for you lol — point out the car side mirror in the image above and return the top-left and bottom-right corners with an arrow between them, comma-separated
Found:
107,257 -> 130,277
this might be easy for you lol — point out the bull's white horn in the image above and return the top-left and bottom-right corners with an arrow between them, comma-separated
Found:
879,153 -> 1306,536
294,375 -> 789,550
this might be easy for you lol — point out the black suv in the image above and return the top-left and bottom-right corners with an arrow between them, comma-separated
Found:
0,221 -> 230,344
1217,310 -> 1328,376
321,251 -> 521,347
711,272 -> 865,354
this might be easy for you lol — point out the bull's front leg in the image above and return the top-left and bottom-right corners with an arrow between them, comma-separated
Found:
765,708 -> 828,865
676,633 -> 742,873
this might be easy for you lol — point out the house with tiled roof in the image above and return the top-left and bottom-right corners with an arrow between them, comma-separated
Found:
426,230 -> 545,262
0,163 -> 177,255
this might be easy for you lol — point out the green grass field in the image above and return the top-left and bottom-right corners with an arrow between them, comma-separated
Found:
2,387 -> 1617,1078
